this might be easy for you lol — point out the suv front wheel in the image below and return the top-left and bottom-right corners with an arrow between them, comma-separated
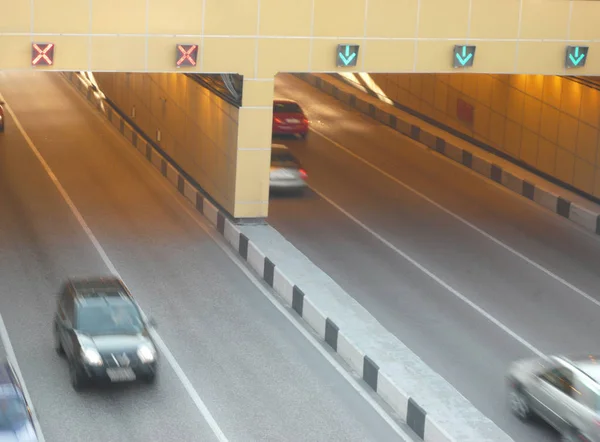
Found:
53,324 -> 64,356
69,361 -> 86,392
509,386 -> 532,421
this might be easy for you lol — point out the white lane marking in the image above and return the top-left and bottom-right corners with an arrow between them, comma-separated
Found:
0,95 -> 229,442
0,315 -> 46,442
308,183 -> 543,358
120,138 -> 415,441
310,127 -> 600,313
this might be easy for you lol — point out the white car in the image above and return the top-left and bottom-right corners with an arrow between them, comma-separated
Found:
507,354 -> 600,441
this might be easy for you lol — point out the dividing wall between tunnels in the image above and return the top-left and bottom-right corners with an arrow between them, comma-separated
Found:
93,73 -> 273,219
356,73 -> 600,200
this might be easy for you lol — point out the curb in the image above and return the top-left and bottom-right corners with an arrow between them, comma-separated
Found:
61,71 -> 512,442
293,73 -> 600,237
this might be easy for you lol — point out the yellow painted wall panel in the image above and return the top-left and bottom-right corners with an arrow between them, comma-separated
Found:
560,80 -> 582,120
580,87 -> 600,129
543,75 -> 562,109
462,76 -> 478,100
310,38 -> 363,71
540,104 -> 559,144
469,0 -> 520,39
555,148 -> 575,184
421,75 -> 436,105
409,75 -> 422,97
433,80 -> 448,112
91,37 -> 146,71
147,0 -> 203,34
520,129 -> 539,166
576,122 -> 598,165
34,0 -> 89,34
573,158 -> 595,194
204,0 -> 259,35
0,36 -> 34,69
491,78 -> 508,114
519,0 -> 569,40
202,38 -> 256,77
35,36 -> 89,71
366,0 -> 418,38
516,42 -> 564,74
476,75 -> 493,105
259,0 -> 312,36
0,0 -> 30,32
569,1 -> 600,41
362,40 -> 415,72
257,39 -> 310,77
525,75 -> 544,101
506,88 -> 524,124
91,0 -> 146,34
243,79 -> 275,107
418,0 -> 469,39
313,0 -> 364,37
522,95 -> 541,133
233,149 -> 270,205
509,75 -> 526,92
558,112 -> 578,153
489,112 -> 505,148
237,107 -> 272,149
474,105 -> 490,139
414,41 -> 454,72
594,169 -> 600,198
504,119 -> 522,157
537,138 -> 557,176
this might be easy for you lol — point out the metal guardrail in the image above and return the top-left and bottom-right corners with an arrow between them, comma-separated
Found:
185,74 -> 243,108
563,75 -> 600,91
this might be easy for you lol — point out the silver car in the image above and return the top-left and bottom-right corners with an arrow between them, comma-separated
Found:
270,144 -> 307,193
507,354 -> 600,441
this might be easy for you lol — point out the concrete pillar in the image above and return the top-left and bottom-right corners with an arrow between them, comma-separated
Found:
230,77 -> 275,219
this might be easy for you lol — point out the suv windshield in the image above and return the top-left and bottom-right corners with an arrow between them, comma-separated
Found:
0,387 -> 28,430
76,300 -> 144,336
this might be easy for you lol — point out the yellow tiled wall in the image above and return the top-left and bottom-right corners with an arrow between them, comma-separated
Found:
368,73 -> 600,197
94,73 -> 240,214
2,0 -> 600,74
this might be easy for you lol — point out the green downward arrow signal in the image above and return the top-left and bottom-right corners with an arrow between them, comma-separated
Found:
339,46 -> 356,66
569,47 -> 585,66
455,46 -> 473,66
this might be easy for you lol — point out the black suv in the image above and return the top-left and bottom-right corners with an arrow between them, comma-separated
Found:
53,277 -> 158,391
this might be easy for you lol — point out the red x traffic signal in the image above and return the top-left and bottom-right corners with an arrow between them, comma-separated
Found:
176,44 -> 198,67
32,43 -> 54,66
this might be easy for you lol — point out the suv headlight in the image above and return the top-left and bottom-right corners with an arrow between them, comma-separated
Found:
137,345 -> 156,363
81,348 -> 103,366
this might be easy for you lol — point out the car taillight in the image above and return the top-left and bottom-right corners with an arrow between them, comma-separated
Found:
302,117 -> 308,124
299,169 -> 307,179
274,117 -> 283,124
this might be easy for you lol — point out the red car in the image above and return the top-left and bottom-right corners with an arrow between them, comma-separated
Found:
272,99 -> 308,139
0,101 -> 4,133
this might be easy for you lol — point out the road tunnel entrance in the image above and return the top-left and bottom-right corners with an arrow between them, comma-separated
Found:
280,72 -> 600,206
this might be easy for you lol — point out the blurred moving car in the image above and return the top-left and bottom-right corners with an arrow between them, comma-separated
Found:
0,101 -> 5,133
54,277 -> 158,391
270,144 -> 307,194
0,362 -> 39,441
272,99 -> 308,138
507,354 -> 600,441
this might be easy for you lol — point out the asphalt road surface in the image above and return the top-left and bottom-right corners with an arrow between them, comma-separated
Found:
0,71 -> 408,442
270,73 -> 600,442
